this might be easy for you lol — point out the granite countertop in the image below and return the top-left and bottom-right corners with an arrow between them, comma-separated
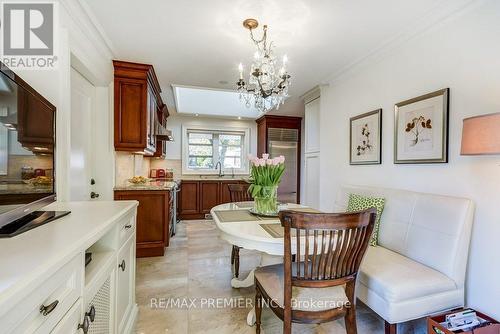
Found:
0,183 -> 53,195
179,175 -> 250,182
114,180 -> 178,191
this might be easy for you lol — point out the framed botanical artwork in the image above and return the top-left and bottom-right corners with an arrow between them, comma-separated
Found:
394,88 -> 449,164
350,109 -> 382,165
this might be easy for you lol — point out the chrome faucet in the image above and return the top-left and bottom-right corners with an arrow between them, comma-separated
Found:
215,161 -> 224,177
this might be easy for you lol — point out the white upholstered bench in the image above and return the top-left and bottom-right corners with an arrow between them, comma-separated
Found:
334,185 -> 475,333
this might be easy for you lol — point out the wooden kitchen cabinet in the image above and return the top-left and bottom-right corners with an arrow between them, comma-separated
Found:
178,181 -> 200,219
114,190 -> 171,257
113,60 -> 164,155
200,181 -> 220,214
152,105 -> 169,158
16,86 -> 55,152
178,180 -> 247,220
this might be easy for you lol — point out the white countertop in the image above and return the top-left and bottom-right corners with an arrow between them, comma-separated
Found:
0,200 -> 138,312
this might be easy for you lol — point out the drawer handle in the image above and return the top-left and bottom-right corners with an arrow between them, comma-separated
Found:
77,316 -> 90,333
119,259 -> 126,271
86,305 -> 96,322
124,224 -> 132,229
39,300 -> 59,316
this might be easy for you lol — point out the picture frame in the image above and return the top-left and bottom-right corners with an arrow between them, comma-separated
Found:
350,109 -> 382,165
394,88 -> 449,164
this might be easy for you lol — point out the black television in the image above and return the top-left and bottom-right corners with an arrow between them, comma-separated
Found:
0,62 -> 68,237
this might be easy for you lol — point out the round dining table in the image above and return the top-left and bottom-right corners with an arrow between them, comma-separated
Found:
210,201 -> 308,326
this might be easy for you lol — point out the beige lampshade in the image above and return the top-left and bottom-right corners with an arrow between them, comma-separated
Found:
461,112 -> 500,155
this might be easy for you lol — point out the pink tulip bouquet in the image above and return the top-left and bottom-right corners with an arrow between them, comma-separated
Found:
247,153 -> 286,215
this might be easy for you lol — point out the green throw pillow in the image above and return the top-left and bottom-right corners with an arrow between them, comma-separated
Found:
346,193 -> 385,246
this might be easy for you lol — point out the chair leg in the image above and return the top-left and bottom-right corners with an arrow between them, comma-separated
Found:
344,281 -> 357,334
255,287 -> 262,334
385,321 -> 397,334
231,245 -> 235,264
234,246 -> 240,278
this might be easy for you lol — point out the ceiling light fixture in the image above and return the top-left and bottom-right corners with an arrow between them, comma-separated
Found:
236,18 -> 291,114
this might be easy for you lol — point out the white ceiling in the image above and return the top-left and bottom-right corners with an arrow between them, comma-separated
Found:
84,0 -> 452,118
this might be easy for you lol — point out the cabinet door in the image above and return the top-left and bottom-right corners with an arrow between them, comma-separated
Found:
305,98 -> 321,153
114,77 -> 147,150
50,299 -> 83,334
179,181 -> 199,215
115,191 -> 168,257
219,181 -> 232,204
200,181 -> 220,214
17,87 -> 54,151
146,88 -> 157,154
116,235 -> 136,334
304,153 -> 320,208
85,268 -> 115,334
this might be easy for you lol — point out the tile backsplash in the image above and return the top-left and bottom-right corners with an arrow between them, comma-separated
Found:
150,158 -> 181,178
115,152 -> 151,186
0,155 -> 52,180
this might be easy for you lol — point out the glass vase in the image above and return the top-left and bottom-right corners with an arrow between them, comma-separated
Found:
253,185 -> 278,215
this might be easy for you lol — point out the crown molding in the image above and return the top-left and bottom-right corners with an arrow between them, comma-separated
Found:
321,0 -> 487,85
59,0 -> 116,59
300,84 -> 328,104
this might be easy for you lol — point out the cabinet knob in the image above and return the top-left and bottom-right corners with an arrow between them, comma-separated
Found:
39,300 -> 59,316
86,305 -> 96,322
124,224 -> 132,229
119,259 -> 126,272
90,192 -> 99,199
77,316 -> 90,333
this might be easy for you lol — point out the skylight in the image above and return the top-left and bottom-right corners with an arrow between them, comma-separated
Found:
172,85 -> 261,119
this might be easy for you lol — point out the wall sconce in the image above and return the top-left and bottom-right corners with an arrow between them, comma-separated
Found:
461,112 -> 500,155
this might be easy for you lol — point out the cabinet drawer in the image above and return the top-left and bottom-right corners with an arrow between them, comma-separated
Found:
1,255 -> 82,334
50,299 -> 83,334
118,213 -> 136,246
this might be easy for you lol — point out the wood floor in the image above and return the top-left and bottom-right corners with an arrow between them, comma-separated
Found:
135,220 -> 427,334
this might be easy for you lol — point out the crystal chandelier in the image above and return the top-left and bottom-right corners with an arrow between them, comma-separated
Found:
236,18 -> 291,114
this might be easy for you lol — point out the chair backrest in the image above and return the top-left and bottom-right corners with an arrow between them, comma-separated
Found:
333,184 -> 475,287
279,209 -> 376,288
228,183 -> 252,202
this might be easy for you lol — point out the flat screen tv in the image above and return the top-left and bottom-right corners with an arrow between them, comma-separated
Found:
0,62 -> 68,237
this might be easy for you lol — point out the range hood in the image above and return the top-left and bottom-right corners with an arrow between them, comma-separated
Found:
155,120 -> 174,141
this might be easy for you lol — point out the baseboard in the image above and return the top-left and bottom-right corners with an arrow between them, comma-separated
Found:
123,303 -> 138,334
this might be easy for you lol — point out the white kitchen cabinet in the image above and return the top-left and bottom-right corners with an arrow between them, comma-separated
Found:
115,234 -> 136,333
50,299 -> 84,334
0,201 -> 138,334
304,97 -> 320,154
304,153 -> 320,209
303,86 -> 321,208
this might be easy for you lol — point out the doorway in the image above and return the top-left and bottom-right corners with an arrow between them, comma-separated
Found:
69,68 -> 96,201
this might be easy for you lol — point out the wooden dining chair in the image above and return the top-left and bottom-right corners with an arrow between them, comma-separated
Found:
227,183 -> 252,278
254,208 -> 376,334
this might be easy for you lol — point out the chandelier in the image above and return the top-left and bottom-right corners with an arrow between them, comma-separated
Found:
236,18 -> 291,114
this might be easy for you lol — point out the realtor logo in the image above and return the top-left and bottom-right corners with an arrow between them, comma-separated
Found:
0,2 -> 58,69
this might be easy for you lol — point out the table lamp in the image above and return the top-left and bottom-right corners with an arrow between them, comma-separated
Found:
461,112 -> 500,155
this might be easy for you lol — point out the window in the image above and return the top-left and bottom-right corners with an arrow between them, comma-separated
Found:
183,127 -> 250,174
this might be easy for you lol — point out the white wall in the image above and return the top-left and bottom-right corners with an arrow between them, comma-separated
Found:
164,114 -> 258,160
318,0 -> 500,318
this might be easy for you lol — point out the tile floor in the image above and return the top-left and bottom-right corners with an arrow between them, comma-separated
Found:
135,220 -> 426,334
